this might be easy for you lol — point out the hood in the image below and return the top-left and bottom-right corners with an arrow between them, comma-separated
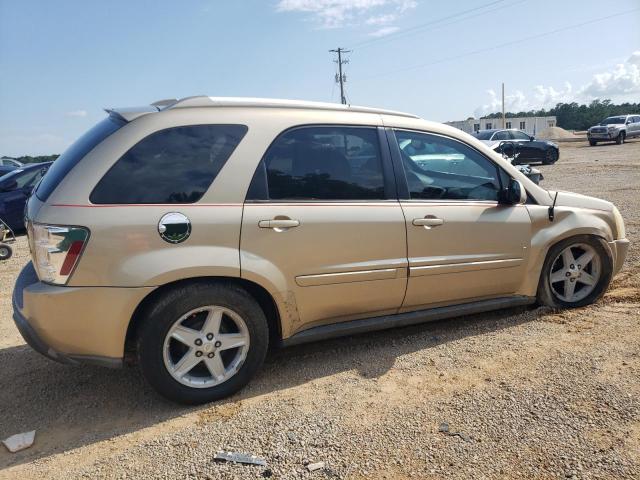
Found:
591,123 -> 624,130
550,190 -> 613,212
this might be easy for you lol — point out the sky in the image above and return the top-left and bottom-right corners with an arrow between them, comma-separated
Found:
0,0 -> 639,156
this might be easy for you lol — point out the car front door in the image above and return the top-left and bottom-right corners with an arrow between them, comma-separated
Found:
241,125 -> 408,337
389,129 -> 532,311
509,130 -> 539,161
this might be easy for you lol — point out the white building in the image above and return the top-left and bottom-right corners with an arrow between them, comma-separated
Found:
446,116 -> 557,136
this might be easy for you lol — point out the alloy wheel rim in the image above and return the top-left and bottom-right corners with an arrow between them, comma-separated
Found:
549,243 -> 600,303
163,305 -> 250,388
0,247 -> 8,257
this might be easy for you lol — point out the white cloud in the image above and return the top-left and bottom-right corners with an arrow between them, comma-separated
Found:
369,26 -> 399,37
579,51 -> 640,98
473,51 -> 640,117
275,0 -> 416,30
65,110 -> 87,118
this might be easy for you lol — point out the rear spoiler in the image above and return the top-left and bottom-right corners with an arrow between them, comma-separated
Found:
104,105 -> 160,122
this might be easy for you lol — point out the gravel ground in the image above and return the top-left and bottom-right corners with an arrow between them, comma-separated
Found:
1,140 -> 639,479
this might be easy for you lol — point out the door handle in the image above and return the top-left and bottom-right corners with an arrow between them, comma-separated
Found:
258,219 -> 300,229
412,216 -> 444,228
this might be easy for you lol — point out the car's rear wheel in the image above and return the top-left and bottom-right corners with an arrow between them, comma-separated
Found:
543,148 -> 558,164
616,132 -> 625,145
137,282 -> 269,404
537,235 -> 612,308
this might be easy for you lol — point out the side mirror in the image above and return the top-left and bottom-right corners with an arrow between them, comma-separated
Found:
499,178 -> 526,205
626,120 -> 632,125
529,135 -> 535,141
0,179 -> 18,192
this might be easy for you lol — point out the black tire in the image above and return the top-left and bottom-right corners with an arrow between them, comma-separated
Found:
543,148 -> 558,165
537,235 -> 613,309
137,281 -> 269,404
615,131 -> 625,145
0,244 -> 12,260
589,140 -> 597,146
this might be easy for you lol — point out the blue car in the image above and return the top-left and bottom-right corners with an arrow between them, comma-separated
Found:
0,162 -> 52,231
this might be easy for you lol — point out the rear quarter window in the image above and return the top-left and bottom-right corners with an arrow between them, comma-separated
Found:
90,124 -> 247,204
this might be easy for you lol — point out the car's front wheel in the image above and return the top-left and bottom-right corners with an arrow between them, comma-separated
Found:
589,139 -> 597,146
137,282 -> 269,404
616,131 -> 625,145
543,148 -> 558,164
537,235 -> 613,308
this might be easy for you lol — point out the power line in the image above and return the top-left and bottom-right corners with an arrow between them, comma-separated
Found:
359,8 -> 640,81
350,0 -> 510,50
329,48 -> 351,104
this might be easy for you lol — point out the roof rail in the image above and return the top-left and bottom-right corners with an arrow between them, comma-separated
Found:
160,96 -> 420,119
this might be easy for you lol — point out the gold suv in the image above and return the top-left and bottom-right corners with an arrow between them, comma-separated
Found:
13,97 -> 629,404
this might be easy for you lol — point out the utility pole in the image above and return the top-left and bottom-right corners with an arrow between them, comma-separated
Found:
502,82 -> 506,128
330,48 -> 350,104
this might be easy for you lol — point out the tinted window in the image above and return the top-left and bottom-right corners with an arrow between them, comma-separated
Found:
16,167 -> 47,189
492,131 -> 510,140
510,130 -> 530,140
474,130 -> 494,140
395,130 -> 502,201
261,126 -> 385,200
91,125 -> 247,204
36,116 -> 125,201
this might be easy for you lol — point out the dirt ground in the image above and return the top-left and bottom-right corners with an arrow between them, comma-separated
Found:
1,140 -> 639,479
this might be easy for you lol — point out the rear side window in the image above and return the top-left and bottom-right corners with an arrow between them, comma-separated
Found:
90,124 -> 247,204
254,126 -> 385,200
36,115 -> 125,201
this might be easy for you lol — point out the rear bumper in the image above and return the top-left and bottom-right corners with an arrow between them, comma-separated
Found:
610,238 -> 630,276
12,262 -> 154,367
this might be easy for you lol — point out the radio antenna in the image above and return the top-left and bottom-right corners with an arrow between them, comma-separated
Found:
548,191 -> 559,221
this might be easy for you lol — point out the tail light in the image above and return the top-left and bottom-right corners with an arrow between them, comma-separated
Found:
31,224 -> 89,285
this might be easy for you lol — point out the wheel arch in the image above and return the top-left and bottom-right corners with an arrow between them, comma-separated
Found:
527,230 -> 614,298
124,276 -> 282,360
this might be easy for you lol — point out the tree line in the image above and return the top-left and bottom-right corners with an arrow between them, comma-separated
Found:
482,99 -> 640,131
2,154 -> 59,164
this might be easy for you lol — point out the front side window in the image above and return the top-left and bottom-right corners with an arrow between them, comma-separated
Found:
510,130 -> 530,140
492,131 -> 510,141
91,124 -> 247,204
258,126 -> 385,200
395,130 -> 502,201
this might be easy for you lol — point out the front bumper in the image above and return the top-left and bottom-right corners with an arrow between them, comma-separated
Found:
12,262 -> 154,367
588,131 -> 617,140
609,238 -> 630,276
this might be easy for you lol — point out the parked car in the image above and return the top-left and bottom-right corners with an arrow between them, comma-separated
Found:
0,157 -> 23,168
474,128 -> 559,164
0,165 -> 17,177
0,162 -> 52,231
587,114 -> 640,146
13,97 -> 628,404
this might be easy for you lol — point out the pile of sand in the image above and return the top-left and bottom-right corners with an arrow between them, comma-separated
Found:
536,126 -> 579,140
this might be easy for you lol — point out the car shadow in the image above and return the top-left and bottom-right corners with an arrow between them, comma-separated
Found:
0,304 -> 547,469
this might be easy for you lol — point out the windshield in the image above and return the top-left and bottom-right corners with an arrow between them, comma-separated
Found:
0,169 -> 25,185
600,116 -> 626,125
35,115 -> 125,201
474,131 -> 494,140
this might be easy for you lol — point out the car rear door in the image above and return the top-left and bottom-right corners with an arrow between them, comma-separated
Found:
388,129 -> 532,311
240,125 -> 408,337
